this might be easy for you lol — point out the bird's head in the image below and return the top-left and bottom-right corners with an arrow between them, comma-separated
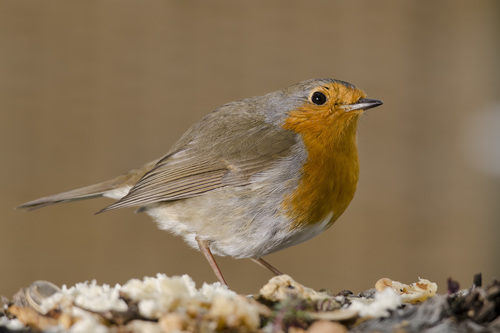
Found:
281,79 -> 382,143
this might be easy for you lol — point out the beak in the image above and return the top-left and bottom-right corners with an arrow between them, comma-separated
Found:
343,98 -> 383,112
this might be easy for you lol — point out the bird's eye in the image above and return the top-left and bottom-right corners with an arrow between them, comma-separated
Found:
311,91 -> 327,105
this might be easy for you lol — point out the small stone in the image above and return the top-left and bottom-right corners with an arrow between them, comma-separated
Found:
159,312 -> 188,332
308,320 -> 347,333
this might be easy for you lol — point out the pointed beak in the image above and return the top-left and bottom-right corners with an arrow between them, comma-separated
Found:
343,98 -> 383,112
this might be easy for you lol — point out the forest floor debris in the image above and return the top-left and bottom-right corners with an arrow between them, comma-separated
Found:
1,273 -> 498,332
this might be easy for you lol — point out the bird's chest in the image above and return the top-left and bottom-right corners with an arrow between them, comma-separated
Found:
282,143 -> 360,230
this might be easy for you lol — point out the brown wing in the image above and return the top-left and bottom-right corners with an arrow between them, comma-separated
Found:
99,120 -> 297,213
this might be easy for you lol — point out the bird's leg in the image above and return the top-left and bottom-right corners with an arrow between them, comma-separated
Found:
196,238 -> 227,286
251,257 -> 283,276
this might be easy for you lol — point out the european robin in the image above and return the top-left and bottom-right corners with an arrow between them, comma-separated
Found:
18,78 -> 383,285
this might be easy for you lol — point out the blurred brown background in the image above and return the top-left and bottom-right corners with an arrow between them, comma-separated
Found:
1,1 -> 499,297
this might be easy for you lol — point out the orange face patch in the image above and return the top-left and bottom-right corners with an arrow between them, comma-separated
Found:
281,82 -> 366,230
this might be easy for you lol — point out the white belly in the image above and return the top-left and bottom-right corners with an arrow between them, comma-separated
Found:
146,205 -> 333,259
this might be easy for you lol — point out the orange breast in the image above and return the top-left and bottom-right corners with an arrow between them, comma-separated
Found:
281,100 -> 362,230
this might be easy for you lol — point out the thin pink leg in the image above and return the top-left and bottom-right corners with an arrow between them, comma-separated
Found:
196,238 -> 227,285
251,257 -> 283,276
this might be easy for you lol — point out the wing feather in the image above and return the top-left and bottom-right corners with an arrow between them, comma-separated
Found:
99,108 -> 298,213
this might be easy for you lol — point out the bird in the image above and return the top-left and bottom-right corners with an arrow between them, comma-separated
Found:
18,78 -> 383,285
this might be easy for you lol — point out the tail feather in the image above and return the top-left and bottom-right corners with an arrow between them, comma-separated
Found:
17,180 -> 123,211
17,159 -> 160,212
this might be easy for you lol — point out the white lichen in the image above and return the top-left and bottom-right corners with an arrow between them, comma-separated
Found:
0,316 -> 26,331
349,287 -> 402,318
41,280 -> 127,314
67,307 -> 109,333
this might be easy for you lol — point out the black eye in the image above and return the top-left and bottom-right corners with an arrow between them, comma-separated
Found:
311,91 -> 327,105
